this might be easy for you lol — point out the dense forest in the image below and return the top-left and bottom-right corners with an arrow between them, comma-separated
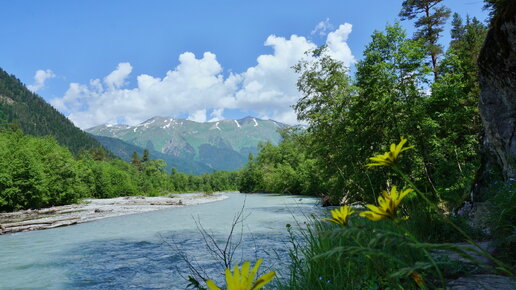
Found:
0,128 -> 239,211
0,68 -> 105,154
239,12 -> 487,211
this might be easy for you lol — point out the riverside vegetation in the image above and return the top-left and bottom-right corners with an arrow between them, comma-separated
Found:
232,1 -> 514,289
0,127 -> 239,212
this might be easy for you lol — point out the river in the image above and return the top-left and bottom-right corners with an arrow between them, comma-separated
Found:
0,193 -> 323,289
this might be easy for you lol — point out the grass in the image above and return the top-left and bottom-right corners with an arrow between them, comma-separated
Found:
278,217 -> 437,289
486,179 -> 516,264
275,201 -> 508,290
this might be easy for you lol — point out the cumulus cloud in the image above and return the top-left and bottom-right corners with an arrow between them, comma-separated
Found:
233,34 -> 316,123
52,23 -> 355,128
208,108 -> 225,122
28,69 -> 55,92
104,62 -> 132,90
188,109 -> 207,123
326,24 -> 354,65
311,18 -> 334,36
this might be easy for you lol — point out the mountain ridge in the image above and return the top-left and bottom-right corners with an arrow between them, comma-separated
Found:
87,116 -> 286,173
0,67 -> 105,154
86,116 -> 285,132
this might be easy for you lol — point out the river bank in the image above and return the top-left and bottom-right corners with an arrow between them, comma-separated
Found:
0,192 -> 231,235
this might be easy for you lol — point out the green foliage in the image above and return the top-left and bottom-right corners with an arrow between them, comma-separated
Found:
279,217 -> 458,289
236,5 -> 511,289
90,134 -> 213,175
347,23 -> 431,201
0,129 -> 86,210
0,129 -> 239,212
240,22 -> 484,210
486,179 -> 516,262
403,199 -> 484,243
238,128 -> 324,195
243,22 -> 483,211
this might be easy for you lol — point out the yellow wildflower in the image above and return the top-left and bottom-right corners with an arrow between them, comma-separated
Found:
324,205 -> 355,226
206,258 -> 276,290
359,186 -> 413,221
366,137 -> 413,167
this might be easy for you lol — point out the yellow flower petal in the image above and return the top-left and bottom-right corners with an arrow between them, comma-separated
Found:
251,272 -> 276,290
360,186 -> 412,221
366,137 -> 413,167
324,205 -> 355,226
225,268 -> 234,288
206,280 -> 221,290
359,211 -> 384,221
399,188 -> 413,200
250,258 -> 263,285
210,259 -> 275,290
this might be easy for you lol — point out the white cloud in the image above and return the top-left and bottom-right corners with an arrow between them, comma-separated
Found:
233,34 -> 317,124
104,62 -> 132,90
188,109 -> 207,123
28,69 -> 55,92
52,23 -> 355,128
326,24 -> 354,65
311,18 -> 334,36
208,108 -> 225,122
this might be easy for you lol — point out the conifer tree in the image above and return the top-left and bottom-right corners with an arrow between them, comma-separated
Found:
450,12 -> 465,49
142,149 -> 150,162
131,151 -> 140,167
399,0 -> 451,80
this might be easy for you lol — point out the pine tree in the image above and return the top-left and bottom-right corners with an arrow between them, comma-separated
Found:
450,12 -> 465,50
399,0 -> 451,80
131,151 -> 140,166
142,149 -> 150,163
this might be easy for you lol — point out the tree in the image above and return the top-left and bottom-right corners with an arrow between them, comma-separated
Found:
350,23 -> 433,199
399,0 -> 451,80
142,149 -> 150,163
448,15 -> 487,93
131,151 -> 140,167
450,13 -> 465,49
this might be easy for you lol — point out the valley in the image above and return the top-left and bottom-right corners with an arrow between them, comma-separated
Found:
87,116 -> 285,173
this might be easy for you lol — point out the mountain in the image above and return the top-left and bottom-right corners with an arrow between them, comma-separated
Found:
88,134 -> 212,174
0,68 -> 105,154
87,116 -> 285,172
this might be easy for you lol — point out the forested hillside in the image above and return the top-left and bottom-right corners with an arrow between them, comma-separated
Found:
89,134 -> 213,174
87,116 -> 284,172
0,68 -> 103,154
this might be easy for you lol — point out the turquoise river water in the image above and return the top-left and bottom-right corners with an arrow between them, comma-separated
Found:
0,193 -> 323,289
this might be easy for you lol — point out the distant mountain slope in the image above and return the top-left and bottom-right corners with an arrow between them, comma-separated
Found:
89,134 -> 212,174
0,68 -> 103,154
87,116 -> 285,171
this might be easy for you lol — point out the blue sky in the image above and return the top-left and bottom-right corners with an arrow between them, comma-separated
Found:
0,0 -> 487,128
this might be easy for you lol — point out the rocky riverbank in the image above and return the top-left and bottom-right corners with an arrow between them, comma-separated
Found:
0,192 -> 231,234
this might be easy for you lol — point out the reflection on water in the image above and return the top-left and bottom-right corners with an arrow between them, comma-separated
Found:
0,193 -> 323,289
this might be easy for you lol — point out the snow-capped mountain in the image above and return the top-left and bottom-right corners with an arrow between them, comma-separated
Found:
86,116 -> 285,173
